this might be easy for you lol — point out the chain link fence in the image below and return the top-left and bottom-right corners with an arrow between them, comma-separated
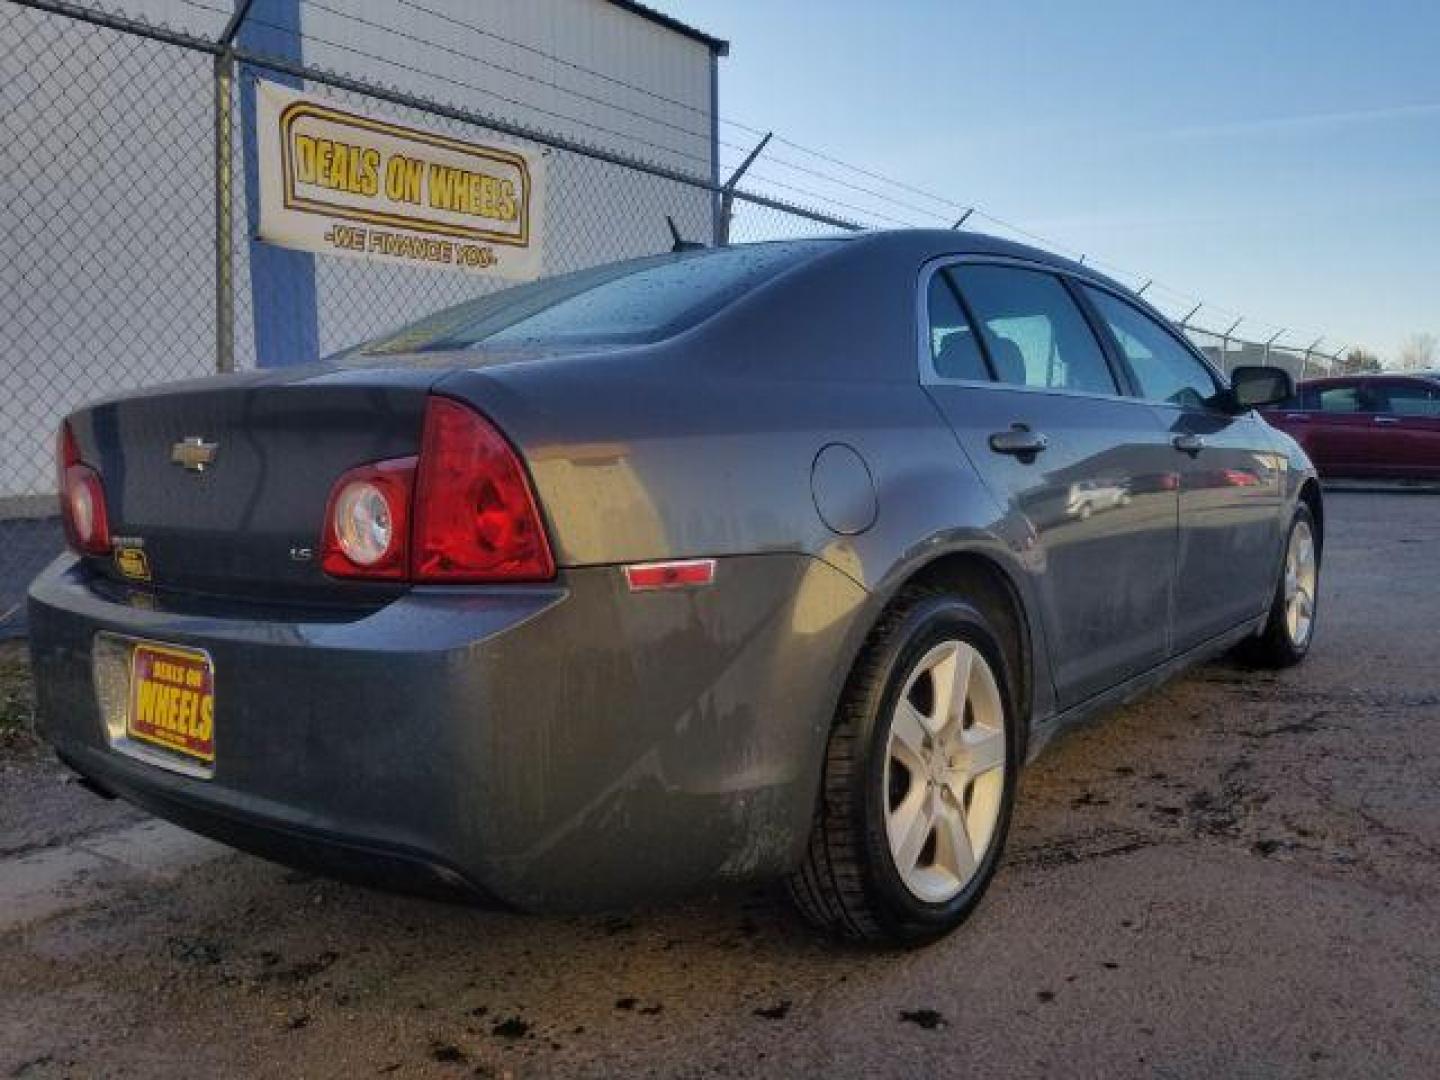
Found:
0,0 -> 856,633
1183,325 -> 1341,386
0,0 -> 1348,635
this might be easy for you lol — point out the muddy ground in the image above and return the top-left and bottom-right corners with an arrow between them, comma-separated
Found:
2,491 -> 1437,1078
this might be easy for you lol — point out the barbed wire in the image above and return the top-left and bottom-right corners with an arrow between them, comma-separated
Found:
246,0 -> 1341,346
26,0 -> 1356,355
173,0 -> 722,176
395,0 -> 721,123
296,0 -> 717,150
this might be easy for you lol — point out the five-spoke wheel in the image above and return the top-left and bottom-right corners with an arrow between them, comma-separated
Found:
788,588 -> 1018,945
1242,503 -> 1321,669
884,640 -> 1006,903
1283,517 -> 1318,650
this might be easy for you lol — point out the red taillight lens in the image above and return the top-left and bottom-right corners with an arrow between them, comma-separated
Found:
412,396 -> 554,582
318,397 -> 553,583
57,421 -> 111,555
320,457 -> 415,579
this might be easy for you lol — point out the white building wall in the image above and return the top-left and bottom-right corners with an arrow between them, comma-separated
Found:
295,0 -> 717,357
306,0 -> 715,176
2,0 -> 718,504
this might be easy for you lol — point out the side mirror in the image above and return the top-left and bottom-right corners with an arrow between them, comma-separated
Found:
1227,365 -> 1294,412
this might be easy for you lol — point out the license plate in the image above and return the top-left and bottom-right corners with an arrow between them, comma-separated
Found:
126,642 -> 215,765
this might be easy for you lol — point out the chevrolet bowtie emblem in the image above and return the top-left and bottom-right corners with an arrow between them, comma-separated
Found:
170,436 -> 218,472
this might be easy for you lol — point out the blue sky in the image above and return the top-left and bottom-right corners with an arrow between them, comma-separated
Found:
662,0 -> 1439,361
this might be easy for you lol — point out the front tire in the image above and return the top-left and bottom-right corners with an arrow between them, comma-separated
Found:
1241,504 -> 1320,668
787,589 -> 1019,946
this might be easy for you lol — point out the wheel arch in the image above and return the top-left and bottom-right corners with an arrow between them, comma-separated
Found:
864,548 -> 1037,761
1298,477 -> 1324,552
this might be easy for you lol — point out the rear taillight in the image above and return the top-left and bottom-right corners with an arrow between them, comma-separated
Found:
412,396 -> 554,582
57,421 -> 111,555
319,397 -> 553,583
320,457 -> 415,579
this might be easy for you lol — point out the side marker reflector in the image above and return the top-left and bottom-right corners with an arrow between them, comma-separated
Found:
624,559 -> 716,591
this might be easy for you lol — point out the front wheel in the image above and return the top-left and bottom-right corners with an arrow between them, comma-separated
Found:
787,589 -> 1019,946
1240,505 -> 1320,668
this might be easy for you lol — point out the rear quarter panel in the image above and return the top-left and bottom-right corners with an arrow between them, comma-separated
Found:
435,235 -> 1061,730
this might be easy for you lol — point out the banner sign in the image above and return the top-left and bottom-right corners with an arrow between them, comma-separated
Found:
257,81 -> 544,279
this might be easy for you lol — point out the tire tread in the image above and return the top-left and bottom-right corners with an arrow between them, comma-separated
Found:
786,585 -> 950,943
1238,505 -> 1318,670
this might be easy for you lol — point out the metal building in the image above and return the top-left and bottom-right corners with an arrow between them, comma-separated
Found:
2,0 -> 727,509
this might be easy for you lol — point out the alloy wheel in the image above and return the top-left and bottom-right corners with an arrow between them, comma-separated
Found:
1283,519 -> 1318,648
883,639 -> 1007,903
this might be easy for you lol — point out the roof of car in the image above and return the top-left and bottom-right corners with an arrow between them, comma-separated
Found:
856,227 -> 1091,268
783,227 -> 1110,286
819,228 -> 1142,306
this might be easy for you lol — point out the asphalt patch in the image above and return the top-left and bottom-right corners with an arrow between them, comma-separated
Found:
429,1041 -> 467,1062
899,1009 -> 947,1030
753,1001 -> 791,1021
491,1017 -> 530,1040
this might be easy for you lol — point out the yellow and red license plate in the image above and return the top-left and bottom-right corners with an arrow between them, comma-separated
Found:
126,643 -> 215,764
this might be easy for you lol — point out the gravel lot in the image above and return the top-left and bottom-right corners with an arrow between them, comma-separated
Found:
2,491 -> 1438,1078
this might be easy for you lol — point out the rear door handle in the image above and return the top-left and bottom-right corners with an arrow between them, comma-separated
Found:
1173,433 -> 1205,455
989,426 -> 1049,458
1374,416 -> 1401,425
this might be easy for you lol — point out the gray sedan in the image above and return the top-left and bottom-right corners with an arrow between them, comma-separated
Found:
29,230 -> 1320,945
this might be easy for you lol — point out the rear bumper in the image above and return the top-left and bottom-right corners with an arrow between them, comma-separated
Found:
56,744 -> 499,903
28,553 -> 867,911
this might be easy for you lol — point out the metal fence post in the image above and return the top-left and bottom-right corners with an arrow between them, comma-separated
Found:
708,48 -> 721,247
715,132 -> 770,246
1263,329 -> 1286,368
212,0 -> 255,374
1301,337 -> 1323,382
213,51 -> 236,374
1220,318 -> 1242,376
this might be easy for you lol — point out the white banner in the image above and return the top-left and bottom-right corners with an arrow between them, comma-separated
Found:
256,81 -> 544,279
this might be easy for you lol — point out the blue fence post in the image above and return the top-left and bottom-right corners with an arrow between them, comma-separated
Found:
237,0 -> 319,368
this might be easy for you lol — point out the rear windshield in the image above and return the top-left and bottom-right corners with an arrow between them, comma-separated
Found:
358,241 -> 837,355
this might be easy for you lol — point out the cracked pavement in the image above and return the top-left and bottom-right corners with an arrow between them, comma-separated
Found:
2,490 -> 1438,1078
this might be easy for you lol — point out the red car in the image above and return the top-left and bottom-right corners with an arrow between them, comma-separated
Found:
1263,374 -> 1440,479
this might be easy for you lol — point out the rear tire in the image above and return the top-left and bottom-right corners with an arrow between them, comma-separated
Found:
1240,505 -> 1320,669
787,588 -> 1019,946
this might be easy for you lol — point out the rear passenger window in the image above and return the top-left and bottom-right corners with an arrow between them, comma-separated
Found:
1317,386 -> 1361,413
1382,383 -> 1440,417
949,266 -> 1117,395
926,270 -> 990,381
1083,287 -> 1219,408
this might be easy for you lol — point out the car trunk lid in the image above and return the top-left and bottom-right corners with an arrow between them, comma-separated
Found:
68,367 -> 441,604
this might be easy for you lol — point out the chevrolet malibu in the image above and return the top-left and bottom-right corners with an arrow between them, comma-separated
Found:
29,231 -> 1322,945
